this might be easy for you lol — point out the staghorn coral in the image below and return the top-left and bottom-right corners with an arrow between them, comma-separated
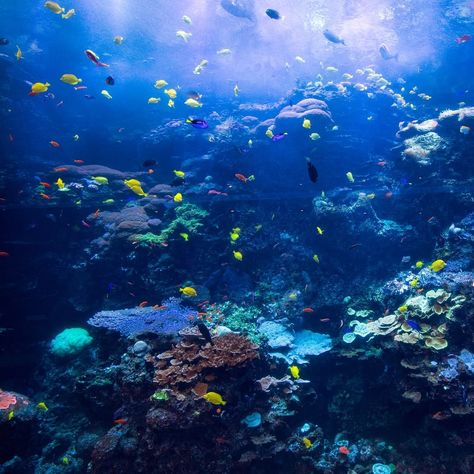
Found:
148,333 -> 259,387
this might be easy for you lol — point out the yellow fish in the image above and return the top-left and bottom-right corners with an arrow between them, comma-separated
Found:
168,99 -> 175,108
30,82 -> 50,95
409,279 -> 419,288
60,74 -> 82,85
180,286 -> 197,297
415,261 -> 424,268
174,170 -> 185,178
398,305 -> 408,313
101,90 -> 112,100
179,233 -> 189,241
148,97 -> 160,104
265,129 -> 274,139
61,457 -> 70,465
316,226 -> 324,235
37,401 -> 49,411
366,193 -> 376,199
230,232 -> 240,241
114,36 -> 124,44
233,250 -> 243,261
309,132 -> 320,140
154,79 -> 168,89
313,254 -> 320,264
303,437 -> 313,449
182,15 -> 192,25
164,89 -> 177,99
124,179 -> 147,196
44,1 -> 65,14
233,84 -> 239,96
61,8 -> 75,19
176,30 -> 192,42
202,392 -> 226,406
92,176 -> 109,185
346,171 -> 355,183
302,118 -> 311,129
184,98 -> 203,107
102,199 -> 114,204
173,192 -> 183,203
56,178 -> 65,189
429,259 -> 446,272
7,411 -> 14,421
16,45 -> 22,60
290,365 -> 300,379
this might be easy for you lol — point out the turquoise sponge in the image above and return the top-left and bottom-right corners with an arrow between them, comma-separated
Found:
50,328 -> 93,357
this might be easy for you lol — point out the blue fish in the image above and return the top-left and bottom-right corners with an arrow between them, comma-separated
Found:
272,133 -> 287,142
186,118 -> 208,129
406,319 -> 421,332
323,29 -> 345,45
265,8 -> 282,20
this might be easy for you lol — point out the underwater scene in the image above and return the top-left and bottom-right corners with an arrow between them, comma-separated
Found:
1,0 -> 474,473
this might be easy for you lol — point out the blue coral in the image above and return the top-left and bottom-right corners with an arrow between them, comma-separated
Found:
87,297 -> 195,336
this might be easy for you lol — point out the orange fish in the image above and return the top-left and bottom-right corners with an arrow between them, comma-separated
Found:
138,301 -> 148,308
235,173 -> 248,183
0,252 -> 10,257
339,446 -> 349,455
49,140 -> 60,148
39,182 -> 51,188
54,167 -> 68,172
39,193 -> 51,200
147,169 -> 154,174
302,307 -> 314,313
73,159 -> 85,164
114,418 -> 128,424
153,305 -> 167,311
93,209 -> 100,219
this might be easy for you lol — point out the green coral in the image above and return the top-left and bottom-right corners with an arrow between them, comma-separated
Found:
132,203 -> 209,244
213,302 -> 264,344
151,390 -> 169,401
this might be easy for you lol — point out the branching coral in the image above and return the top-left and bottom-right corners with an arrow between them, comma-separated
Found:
147,333 -> 259,387
131,203 -> 209,244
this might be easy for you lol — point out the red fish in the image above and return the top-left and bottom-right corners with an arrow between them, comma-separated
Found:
39,193 -> 51,200
114,418 -> 127,424
84,49 -> 109,67
49,140 -> 60,148
302,308 -> 314,313
235,173 -> 248,183
138,301 -> 148,308
54,167 -> 68,172
0,252 -> 10,257
339,446 -> 349,455
39,182 -> 51,188
73,160 -> 84,164
455,34 -> 471,44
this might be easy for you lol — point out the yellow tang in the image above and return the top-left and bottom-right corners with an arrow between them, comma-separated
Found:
309,132 -> 320,140
148,97 -> 160,104
398,305 -> 408,313
62,8 -> 75,19
44,1 -> 65,14
174,170 -> 185,178
173,192 -> 183,203
202,392 -> 226,406
60,74 -> 82,85
154,79 -> 168,89
313,254 -> 320,264
168,99 -> 175,108
415,261 -> 424,268
164,89 -> 177,99
56,178 -> 65,189
346,171 -> 355,183
179,233 -> 189,241
31,82 -> 50,94
303,437 -> 313,449
316,226 -> 324,235
180,286 -> 197,297
92,176 -> 109,185
37,401 -> 49,411
16,45 -> 22,60
409,279 -> 419,288
233,250 -> 243,261
124,179 -> 147,196
302,118 -> 311,129
290,365 -> 300,379
184,98 -> 202,108
429,259 -> 446,272
7,411 -> 14,421
265,129 -> 274,139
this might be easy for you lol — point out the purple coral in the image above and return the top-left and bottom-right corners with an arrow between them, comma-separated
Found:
87,297 -> 196,337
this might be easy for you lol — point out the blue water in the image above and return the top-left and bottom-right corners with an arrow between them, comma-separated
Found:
1,1 -> 474,473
